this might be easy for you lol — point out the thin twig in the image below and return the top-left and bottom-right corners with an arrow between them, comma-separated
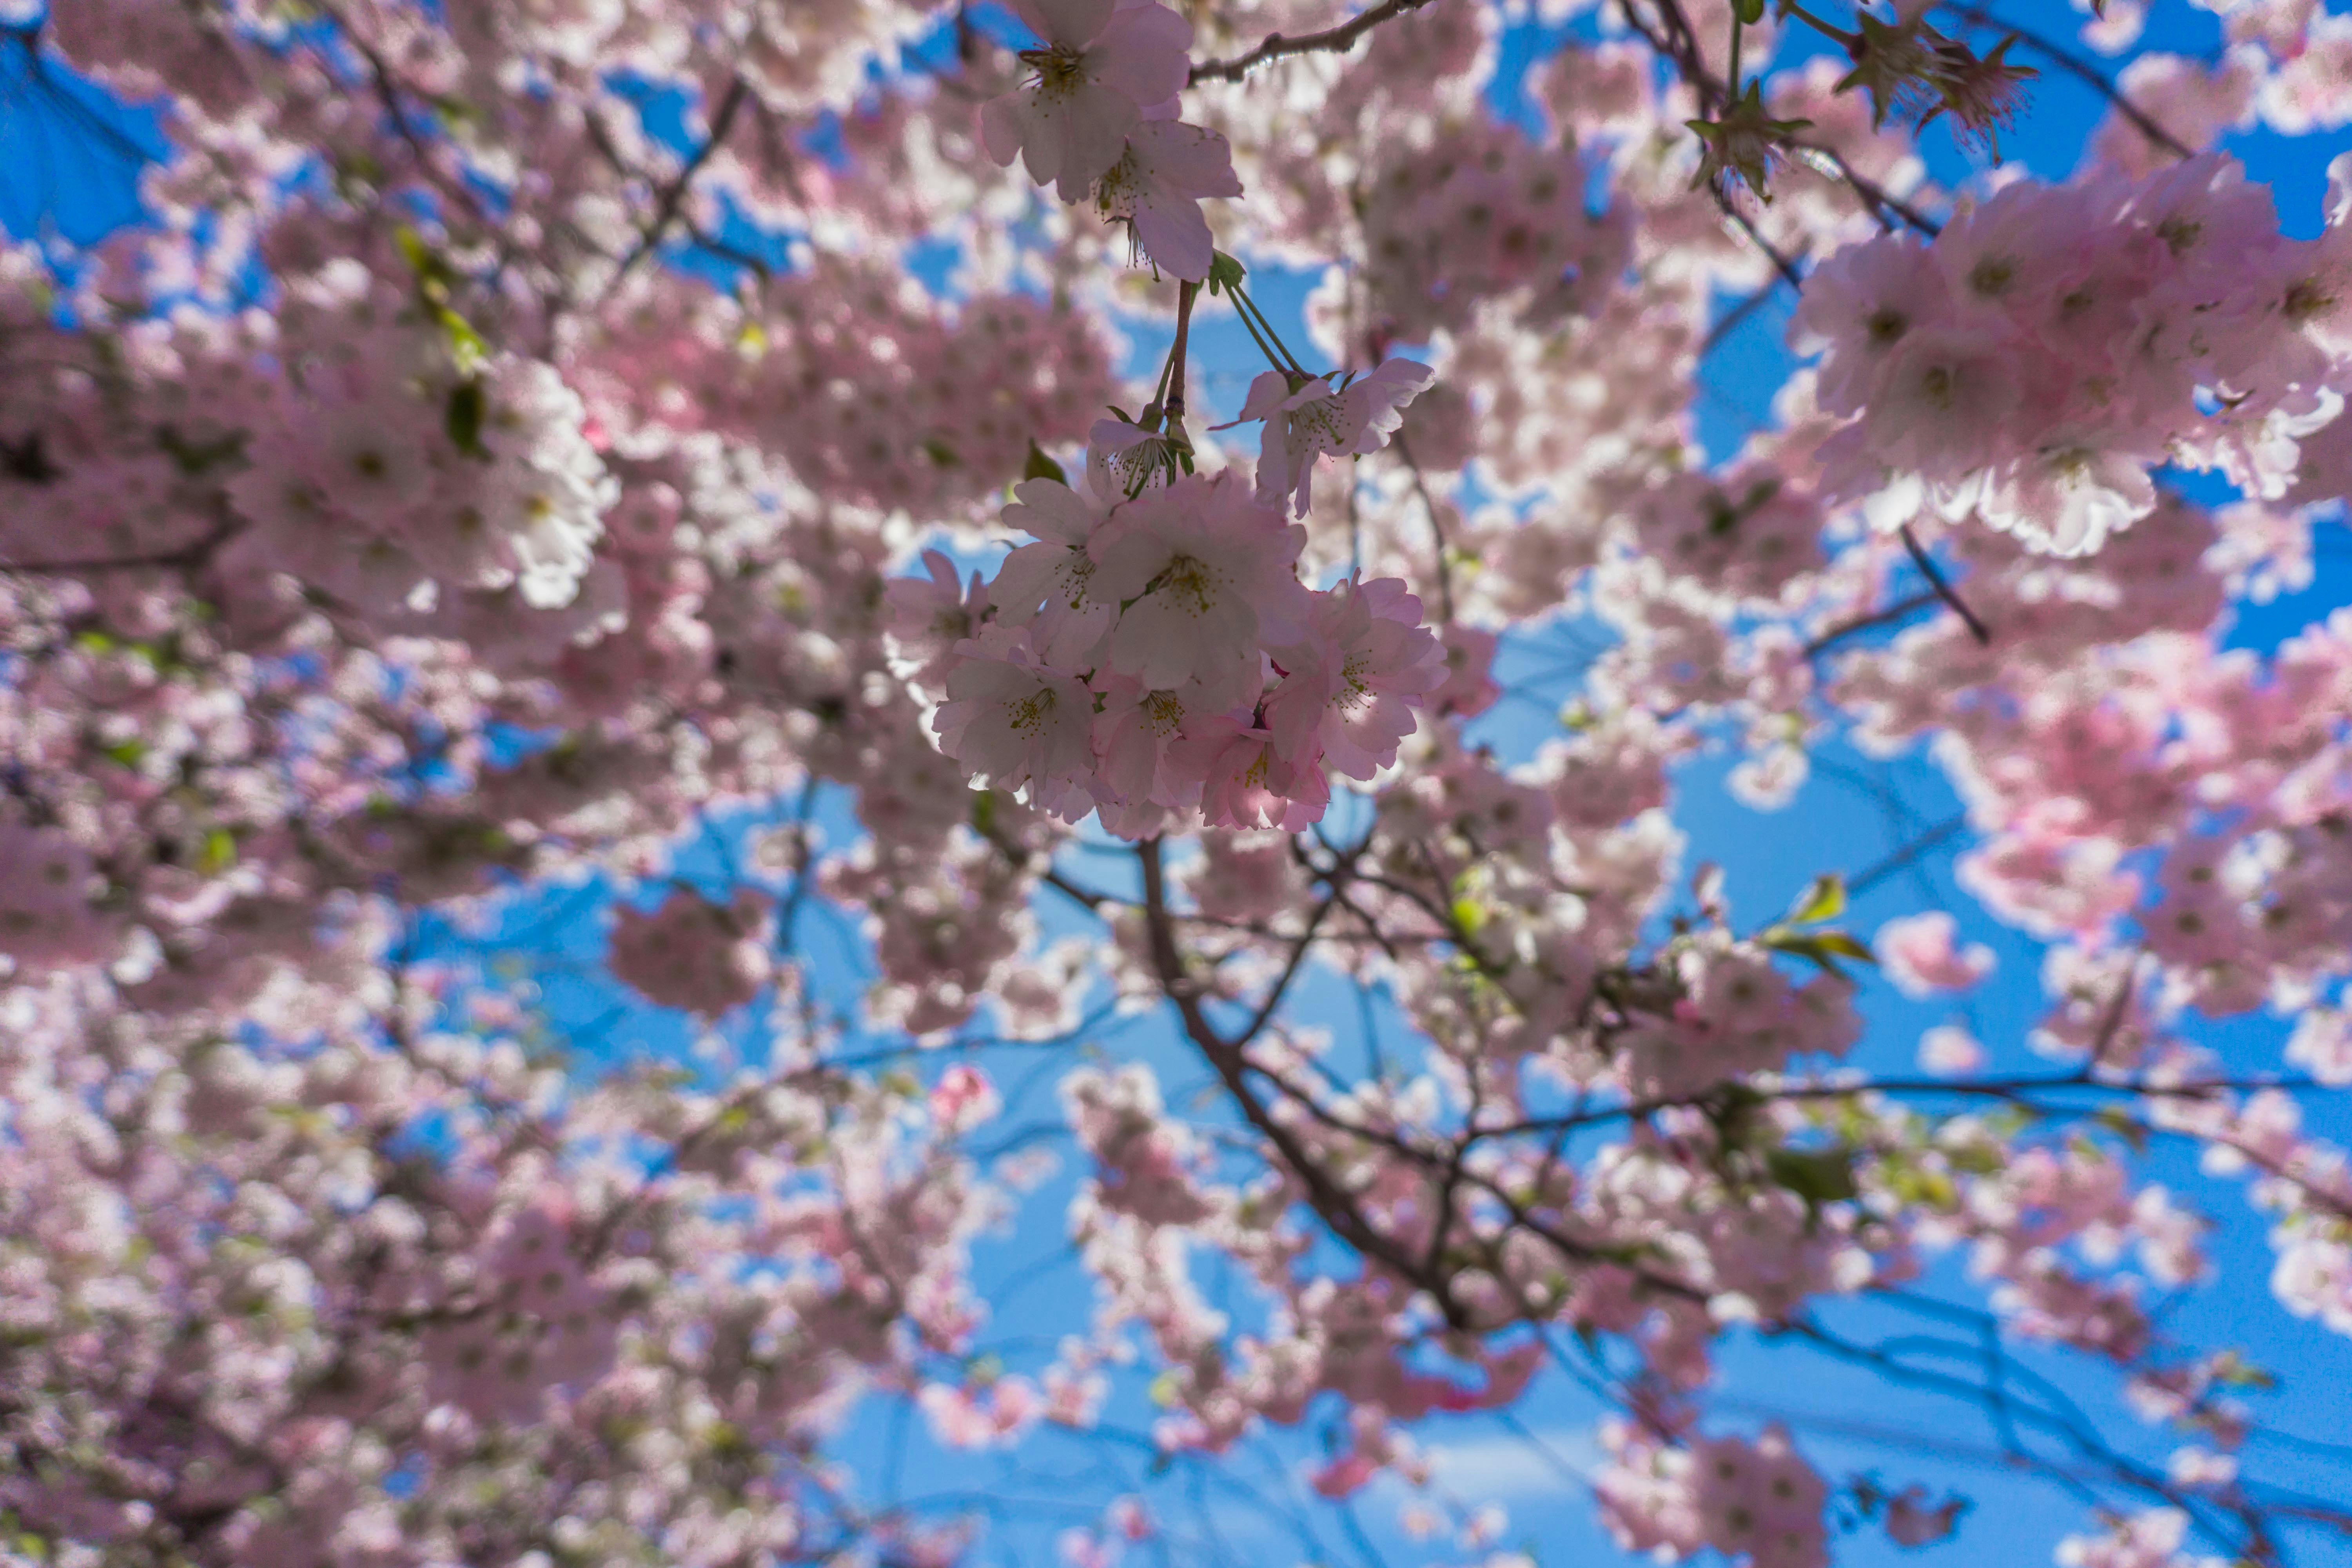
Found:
1391,433 -> 1455,622
1844,812 -> 1968,897
1802,589 -> 1940,656
1189,0 -> 1441,84
1898,524 -> 1991,644
602,76 -> 751,299
1938,2 -> 2194,161
1718,190 -> 1809,290
1,521 -> 238,577
1702,275 -> 1791,354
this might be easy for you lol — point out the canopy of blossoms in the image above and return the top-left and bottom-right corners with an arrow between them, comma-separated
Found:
3,0 -> 2352,1565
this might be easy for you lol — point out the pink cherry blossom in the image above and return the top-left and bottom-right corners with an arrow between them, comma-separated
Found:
1094,119 -> 1244,281
608,887 -> 774,1016
1087,470 -> 1310,708
8,5 -> 2352,1566
933,625 -> 1100,815
1919,1024 -> 1989,1075
1172,715 -> 1332,831
1875,911 -> 1997,996
981,0 -> 1194,203
1231,359 -> 1436,517
931,1064 -> 1004,1131
1264,577 -> 1447,780
991,477 -> 1121,668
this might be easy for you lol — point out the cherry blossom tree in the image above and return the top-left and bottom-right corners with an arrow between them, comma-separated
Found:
3,1 -> 2352,1566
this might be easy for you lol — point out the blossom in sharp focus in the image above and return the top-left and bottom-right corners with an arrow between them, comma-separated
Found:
980,0 -> 1193,203
1088,413 -> 1188,498
1087,470 -> 1309,707
932,624 -> 1098,811
1170,714 -> 1331,831
991,477 -> 1120,668
1230,358 -> 1435,517
1686,80 -> 1813,201
1263,577 -> 1446,781
1093,119 -> 1243,281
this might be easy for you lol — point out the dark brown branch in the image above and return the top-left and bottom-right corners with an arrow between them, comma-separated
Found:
1482,1067 -> 2324,1143
604,75 -> 752,296
1392,433 -> 1455,622
1899,523 -> 1992,644
1,521 -> 238,577
1802,589 -> 1940,656
1189,0 -> 1440,84
1137,838 -> 1473,1323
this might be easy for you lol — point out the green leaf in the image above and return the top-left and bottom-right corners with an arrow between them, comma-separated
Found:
198,828 -> 238,875
394,225 -> 435,281
1785,873 -> 1846,926
2095,1105 -> 2153,1155
1809,929 -> 1875,962
1207,250 -> 1247,296
436,305 -> 489,373
445,379 -> 488,457
1767,1145 -> 1858,1206
1758,928 -> 1875,976
1021,440 -> 1068,485
2210,1350 -> 2277,1390
101,739 -> 147,769
920,436 -> 960,468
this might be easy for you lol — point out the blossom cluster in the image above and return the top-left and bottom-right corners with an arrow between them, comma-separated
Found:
1798,152 -> 2352,555
1597,1424 -> 1830,1568
981,0 -> 1243,279
911,466 -> 1445,835
7,0 -> 2352,1565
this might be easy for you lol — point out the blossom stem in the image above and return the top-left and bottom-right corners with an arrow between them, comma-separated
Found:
1233,281 -> 1313,378
1188,0 -> 1440,84
1394,433 -> 1455,623
1165,279 -> 1199,432
1777,0 -> 1858,49
1147,335 -> 1178,429
1226,286 -> 1287,371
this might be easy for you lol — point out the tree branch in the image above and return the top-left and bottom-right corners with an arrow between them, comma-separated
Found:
603,76 -> 752,299
1189,0 -> 1441,85
1899,524 -> 1992,644
1802,590 -> 1941,657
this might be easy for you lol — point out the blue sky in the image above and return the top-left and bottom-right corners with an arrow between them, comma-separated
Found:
10,4 -> 2352,1564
